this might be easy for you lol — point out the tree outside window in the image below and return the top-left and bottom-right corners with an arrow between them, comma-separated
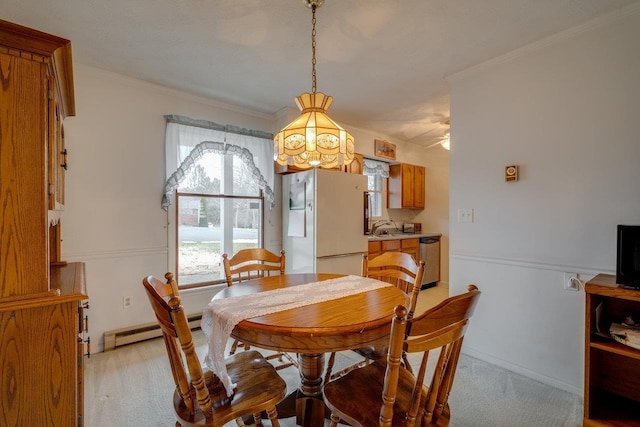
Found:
176,153 -> 262,287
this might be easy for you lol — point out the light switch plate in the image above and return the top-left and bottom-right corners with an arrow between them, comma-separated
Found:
457,208 -> 473,223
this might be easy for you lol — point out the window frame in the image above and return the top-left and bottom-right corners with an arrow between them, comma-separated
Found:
163,116 -> 276,291
366,171 -> 385,219
174,190 -> 265,290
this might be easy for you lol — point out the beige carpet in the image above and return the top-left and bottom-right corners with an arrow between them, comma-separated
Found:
85,286 -> 583,426
85,334 -> 583,427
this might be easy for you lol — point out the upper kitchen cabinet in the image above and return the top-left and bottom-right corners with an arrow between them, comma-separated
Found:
342,153 -> 363,174
388,163 -> 425,209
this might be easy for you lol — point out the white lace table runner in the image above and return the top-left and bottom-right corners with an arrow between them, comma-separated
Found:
201,275 -> 397,396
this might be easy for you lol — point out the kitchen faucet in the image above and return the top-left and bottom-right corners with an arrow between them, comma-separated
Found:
371,220 -> 396,236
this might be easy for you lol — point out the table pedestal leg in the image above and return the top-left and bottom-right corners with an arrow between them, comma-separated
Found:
295,353 -> 326,427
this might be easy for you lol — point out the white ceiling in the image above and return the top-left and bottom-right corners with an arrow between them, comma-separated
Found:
3,0 -> 637,147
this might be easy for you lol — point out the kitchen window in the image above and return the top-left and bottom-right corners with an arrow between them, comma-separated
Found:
364,158 -> 390,219
162,115 -> 274,289
367,174 -> 383,218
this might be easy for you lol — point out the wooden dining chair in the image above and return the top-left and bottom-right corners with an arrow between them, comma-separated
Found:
324,252 -> 425,383
222,248 -> 297,371
222,248 -> 285,286
142,272 -> 287,427
323,284 -> 481,427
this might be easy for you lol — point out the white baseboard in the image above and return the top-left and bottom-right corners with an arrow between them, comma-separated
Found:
103,313 -> 202,351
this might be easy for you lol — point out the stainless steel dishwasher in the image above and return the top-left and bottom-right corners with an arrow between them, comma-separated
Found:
419,236 -> 440,288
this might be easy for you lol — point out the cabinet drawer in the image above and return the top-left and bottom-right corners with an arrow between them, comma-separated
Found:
368,241 -> 381,254
381,239 -> 401,251
401,238 -> 419,249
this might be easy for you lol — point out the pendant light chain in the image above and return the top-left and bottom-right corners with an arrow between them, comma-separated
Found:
311,4 -> 317,94
274,0 -> 355,169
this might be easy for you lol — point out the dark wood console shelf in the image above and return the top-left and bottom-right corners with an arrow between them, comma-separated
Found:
584,274 -> 640,426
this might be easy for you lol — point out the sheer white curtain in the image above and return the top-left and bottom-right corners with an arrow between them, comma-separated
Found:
363,158 -> 389,218
162,115 -> 275,210
363,158 -> 390,178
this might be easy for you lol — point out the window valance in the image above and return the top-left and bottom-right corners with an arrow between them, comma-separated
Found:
162,115 -> 275,210
363,158 -> 390,178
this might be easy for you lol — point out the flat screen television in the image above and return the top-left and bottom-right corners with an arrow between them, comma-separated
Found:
617,225 -> 640,289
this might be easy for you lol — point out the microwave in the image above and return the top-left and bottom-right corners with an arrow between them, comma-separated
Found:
403,223 -> 421,233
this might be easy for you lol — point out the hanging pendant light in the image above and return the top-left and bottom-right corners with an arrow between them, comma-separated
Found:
274,0 -> 355,169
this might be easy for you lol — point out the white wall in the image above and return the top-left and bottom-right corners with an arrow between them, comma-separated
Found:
63,65 -> 281,352
62,60 -> 451,353
448,6 -> 640,394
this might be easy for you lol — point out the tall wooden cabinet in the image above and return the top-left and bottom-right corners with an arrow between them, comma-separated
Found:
388,163 -> 425,209
584,274 -> 640,426
0,19 -> 88,426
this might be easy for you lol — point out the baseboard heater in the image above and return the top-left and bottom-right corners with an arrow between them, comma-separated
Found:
103,313 -> 202,351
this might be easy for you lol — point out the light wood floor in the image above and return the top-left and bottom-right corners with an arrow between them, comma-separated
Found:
416,282 -> 450,311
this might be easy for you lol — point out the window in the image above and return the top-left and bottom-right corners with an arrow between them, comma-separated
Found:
163,116 -> 274,288
175,153 -> 263,287
363,158 -> 390,219
367,174 -> 383,218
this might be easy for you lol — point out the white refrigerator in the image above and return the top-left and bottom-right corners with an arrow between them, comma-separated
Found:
283,168 -> 368,275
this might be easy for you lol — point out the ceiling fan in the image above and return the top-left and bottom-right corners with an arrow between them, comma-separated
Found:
425,129 -> 450,150
363,114 -> 451,149
425,118 -> 450,150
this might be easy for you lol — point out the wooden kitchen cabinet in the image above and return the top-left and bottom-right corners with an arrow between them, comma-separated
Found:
401,238 -> 419,261
367,238 -> 419,263
388,163 -> 425,209
368,241 -> 382,257
0,19 -> 88,426
342,153 -> 363,174
583,274 -> 640,426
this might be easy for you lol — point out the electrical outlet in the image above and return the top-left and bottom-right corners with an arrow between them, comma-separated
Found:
564,273 -> 579,291
123,296 -> 132,308
457,208 -> 473,223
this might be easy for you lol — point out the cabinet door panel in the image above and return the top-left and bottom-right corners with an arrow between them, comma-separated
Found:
381,239 -> 401,251
414,166 -> 425,209
0,303 -> 77,426
388,163 -> 425,209
48,85 -> 66,210
401,164 -> 415,207
0,52 -> 49,296
401,238 -> 419,249
347,153 -> 363,174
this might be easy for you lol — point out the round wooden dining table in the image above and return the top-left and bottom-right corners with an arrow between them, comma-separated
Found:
211,273 -> 407,427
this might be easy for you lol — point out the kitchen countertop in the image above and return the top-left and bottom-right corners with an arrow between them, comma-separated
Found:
367,232 -> 441,242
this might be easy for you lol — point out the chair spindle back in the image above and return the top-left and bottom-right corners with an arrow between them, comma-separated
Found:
223,248 -> 285,286
380,284 -> 481,427
142,273 -> 217,420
